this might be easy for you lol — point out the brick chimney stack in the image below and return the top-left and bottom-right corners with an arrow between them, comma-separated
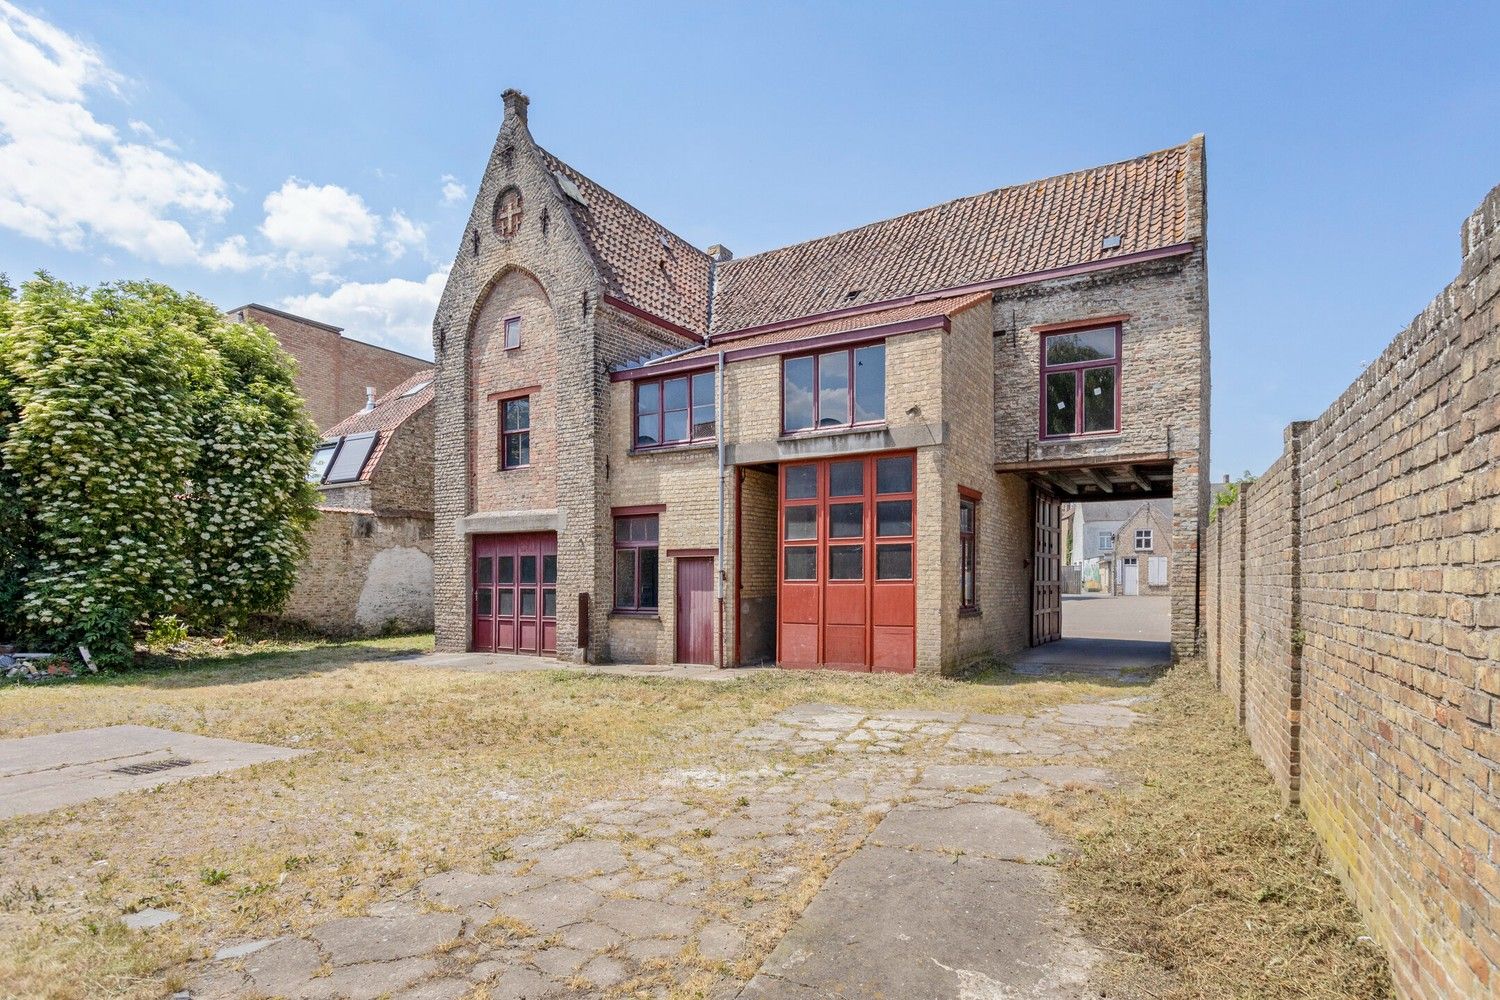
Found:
707,244 -> 733,262
502,89 -> 530,126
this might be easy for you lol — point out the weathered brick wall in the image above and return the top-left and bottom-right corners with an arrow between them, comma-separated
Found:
1201,184 -> 1500,999
1241,437 -> 1301,796
281,510 -> 434,635
1215,493 -> 1246,722
240,305 -> 430,432
368,404 -> 433,514
991,248 -> 1210,658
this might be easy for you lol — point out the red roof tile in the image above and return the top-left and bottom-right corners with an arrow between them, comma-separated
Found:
322,370 -> 433,482
710,138 -> 1199,333
540,149 -> 712,337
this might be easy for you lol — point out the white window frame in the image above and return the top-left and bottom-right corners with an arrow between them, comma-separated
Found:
1134,528 -> 1153,551
1097,531 -> 1114,552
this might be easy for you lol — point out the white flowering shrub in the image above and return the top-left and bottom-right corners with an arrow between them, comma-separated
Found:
0,276 -> 319,666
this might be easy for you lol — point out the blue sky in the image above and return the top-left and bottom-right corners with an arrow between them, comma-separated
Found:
1,1 -> 1496,479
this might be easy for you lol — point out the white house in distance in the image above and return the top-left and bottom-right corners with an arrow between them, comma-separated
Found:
1064,499 -> 1171,594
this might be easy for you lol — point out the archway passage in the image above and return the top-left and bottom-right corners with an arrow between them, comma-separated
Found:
1005,456 -> 1178,679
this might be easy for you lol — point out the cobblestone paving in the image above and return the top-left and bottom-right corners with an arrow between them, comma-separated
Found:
184,695 -> 1142,1000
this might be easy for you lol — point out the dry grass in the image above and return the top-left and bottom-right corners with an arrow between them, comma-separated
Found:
1028,663 -> 1394,1000
0,636 -> 1123,1000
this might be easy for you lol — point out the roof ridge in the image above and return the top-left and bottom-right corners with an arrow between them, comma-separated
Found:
719,138 -> 1196,269
538,146 -> 711,262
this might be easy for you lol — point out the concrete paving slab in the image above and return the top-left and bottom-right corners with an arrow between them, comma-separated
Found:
739,845 -> 1101,1000
869,802 -> 1065,861
0,725 -> 308,819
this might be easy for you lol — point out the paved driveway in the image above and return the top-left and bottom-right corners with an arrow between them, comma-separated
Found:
1011,595 -> 1172,678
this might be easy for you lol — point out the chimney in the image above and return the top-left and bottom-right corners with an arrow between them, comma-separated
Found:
706,244 -> 733,262
364,386 -> 377,412
502,88 -> 530,126
1222,474 -> 1230,484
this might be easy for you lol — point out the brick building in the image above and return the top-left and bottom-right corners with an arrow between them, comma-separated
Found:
227,303 -> 431,432
431,90 -> 1208,672
281,372 -> 435,635
1112,501 -> 1172,595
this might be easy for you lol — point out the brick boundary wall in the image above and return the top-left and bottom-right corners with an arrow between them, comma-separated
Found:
1202,184 -> 1500,999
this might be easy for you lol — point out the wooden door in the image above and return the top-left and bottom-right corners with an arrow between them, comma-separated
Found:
1123,558 -> 1140,596
1032,491 -> 1062,645
471,533 -> 556,654
675,557 -> 714,665
776,453 -> 916,673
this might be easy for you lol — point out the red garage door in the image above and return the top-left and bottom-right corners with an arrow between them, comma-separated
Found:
777,452 -> 916,673
472,533 -> 557,654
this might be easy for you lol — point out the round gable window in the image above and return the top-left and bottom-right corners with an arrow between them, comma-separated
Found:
493,186 -> 523,238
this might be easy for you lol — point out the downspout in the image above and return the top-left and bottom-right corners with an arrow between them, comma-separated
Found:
716,348 -> 726,668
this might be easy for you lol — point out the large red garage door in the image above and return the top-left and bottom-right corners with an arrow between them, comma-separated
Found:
472,533 -> 557,654
777,452 -> 916,673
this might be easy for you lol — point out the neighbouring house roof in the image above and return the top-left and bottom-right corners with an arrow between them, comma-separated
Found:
634,290 -> 991,370
540,149 -> 713,337
536,134 -> 1200,342
1077,498 -> 1171,525
318,371 -> 434,484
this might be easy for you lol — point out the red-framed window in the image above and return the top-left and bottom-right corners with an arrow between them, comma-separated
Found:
501,396 -> 530,469
1040,324 -> 1121,438
635,370 -> 715,449
959,494 -> 978,611
503,315 -> 522,350
613,514 -> 659,611
782,342 -> 886,434
779,452 -> 914,584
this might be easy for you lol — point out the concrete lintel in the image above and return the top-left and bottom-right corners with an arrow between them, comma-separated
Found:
461,510 -> 565,535
728,421 -> 944,466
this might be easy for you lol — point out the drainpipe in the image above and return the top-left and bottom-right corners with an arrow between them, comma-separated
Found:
716,349 -> 726,669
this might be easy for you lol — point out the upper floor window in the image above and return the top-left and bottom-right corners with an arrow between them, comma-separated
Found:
782,342 -> 885,434
1135,528 -> 1154,550
1041,325 -> 1120,438
501,397 -> 530,469
1097,531 -> 1115,551
503,316 -> 522,350
635,371 -> 714,449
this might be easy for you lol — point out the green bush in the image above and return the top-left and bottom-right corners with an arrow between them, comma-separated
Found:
0,275 -> 319,666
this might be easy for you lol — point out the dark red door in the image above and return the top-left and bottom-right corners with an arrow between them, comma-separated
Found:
675,557 -> 714,665
472,533 -> 557,654
1032,492 -> 1061,646
776,452 -> 916,673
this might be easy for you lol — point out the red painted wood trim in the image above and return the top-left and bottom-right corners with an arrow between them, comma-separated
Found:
609,315 -> 948,382
958,484 -> 984,501
612,503 -> 666,516
667,547 -> 718,557
603,294 -> 705,344
487,384 -> 541,402
1030,314 -> 1130,335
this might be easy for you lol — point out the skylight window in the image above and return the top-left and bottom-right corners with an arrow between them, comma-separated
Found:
323,432 -> 378,484
399,379 -> 432,398
308,442 -> 338,483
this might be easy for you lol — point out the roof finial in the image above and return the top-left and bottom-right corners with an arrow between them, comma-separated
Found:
502,88 -> 530,126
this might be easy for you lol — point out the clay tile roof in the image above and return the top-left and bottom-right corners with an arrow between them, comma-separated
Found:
322,371 -> 434,482
539,148 -> 712,337
709,138 -> 1199,334
647,290 -> 991,367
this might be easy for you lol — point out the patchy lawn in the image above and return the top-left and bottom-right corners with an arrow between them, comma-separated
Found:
1025,664 -> 1394,1000
0,637 -> 1124,1000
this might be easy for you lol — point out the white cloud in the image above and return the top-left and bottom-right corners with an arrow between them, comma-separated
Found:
260,178 -> 379,262
440,174 -> 466,205
383,210 -> 425,260
280,267 -> 447,359
201,234 -> 275,272
0,1 -> 236,265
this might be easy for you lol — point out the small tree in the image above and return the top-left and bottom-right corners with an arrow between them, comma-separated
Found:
0,275 -> 319,665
